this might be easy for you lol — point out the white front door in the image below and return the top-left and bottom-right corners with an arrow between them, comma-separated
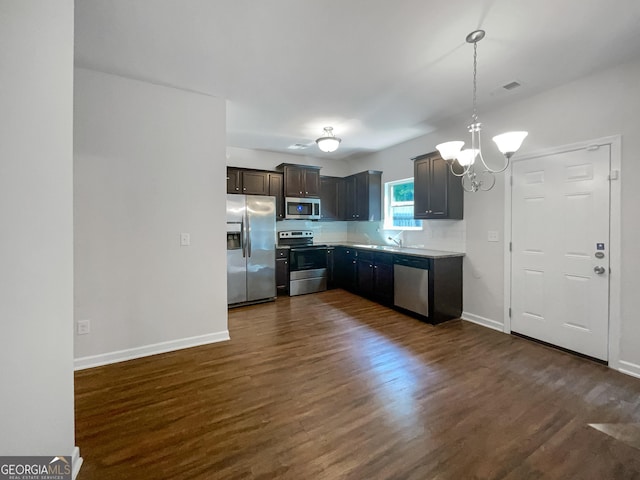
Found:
510,145 -> 610,360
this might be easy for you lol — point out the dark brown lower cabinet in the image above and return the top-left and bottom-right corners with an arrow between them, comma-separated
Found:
326,248 -> 335,289
355,251 -> 394,305
276,248 -> 289,295
333,247 -> 358,291
428,256 -> 463,324
332,246 -> 463,324
374,260 -> 394,305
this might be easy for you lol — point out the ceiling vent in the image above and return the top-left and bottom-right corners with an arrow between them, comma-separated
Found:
502,81 -> 522,91
287,143 -> 310,150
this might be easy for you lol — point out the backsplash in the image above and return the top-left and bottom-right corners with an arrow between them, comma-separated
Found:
276,219 -> 465,253
276,220 -> 348,243
347,220 -> 465,253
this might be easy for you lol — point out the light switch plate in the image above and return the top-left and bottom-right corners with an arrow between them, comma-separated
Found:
77,320 -> 90,335
488,230 -> 499,242
180,233 -> 191,246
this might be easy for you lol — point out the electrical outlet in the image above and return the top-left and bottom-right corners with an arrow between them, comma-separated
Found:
180,233 -> 191,246
77,320 -> 90,335
488,230 -> 499,242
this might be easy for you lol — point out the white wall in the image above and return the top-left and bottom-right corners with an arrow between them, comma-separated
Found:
227,146 -> 351,177
74,68 -> 228,367
0,0 -> 76,457
353,58 -> 640,374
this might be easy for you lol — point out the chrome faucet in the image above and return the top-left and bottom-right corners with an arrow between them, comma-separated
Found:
388,236 -> 403,248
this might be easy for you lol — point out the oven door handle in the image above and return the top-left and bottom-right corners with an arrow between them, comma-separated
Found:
290,247 -> 327,252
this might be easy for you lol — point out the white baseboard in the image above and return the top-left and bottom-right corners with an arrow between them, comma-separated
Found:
74,331 -> 230,370
618,360 -> 640,379
463,312 -> 640,381
72,446 -> 83,480
461,312 -> 505,332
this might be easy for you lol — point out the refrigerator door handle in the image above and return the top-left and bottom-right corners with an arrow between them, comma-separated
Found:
240,218 -> 246,258
246,210 -> 252,258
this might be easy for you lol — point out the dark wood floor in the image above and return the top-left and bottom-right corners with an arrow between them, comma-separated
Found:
75,289 -> 640,479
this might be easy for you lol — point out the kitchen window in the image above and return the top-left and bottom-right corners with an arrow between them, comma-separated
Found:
383,178 -> 422,230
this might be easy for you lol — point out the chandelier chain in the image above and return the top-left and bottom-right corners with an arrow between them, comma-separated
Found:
472,40 -> 478,123
434,29 -> 528,193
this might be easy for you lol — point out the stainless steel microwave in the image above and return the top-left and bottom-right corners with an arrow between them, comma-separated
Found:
284,197 -> 321,220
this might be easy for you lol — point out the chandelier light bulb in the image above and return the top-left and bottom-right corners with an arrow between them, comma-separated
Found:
316,127 -> 342,153
456,148 -> 479,166
436,141 -> 464,161
492,131 -> 529,158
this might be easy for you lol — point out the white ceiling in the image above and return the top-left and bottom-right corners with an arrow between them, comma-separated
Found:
74,0 -> 640,160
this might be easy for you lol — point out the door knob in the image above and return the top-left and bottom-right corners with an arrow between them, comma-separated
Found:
594,266 -> 606,275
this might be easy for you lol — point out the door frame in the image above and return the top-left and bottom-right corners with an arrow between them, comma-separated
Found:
503,135 -> 622,368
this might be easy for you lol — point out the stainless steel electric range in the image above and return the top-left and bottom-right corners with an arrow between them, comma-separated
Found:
277,231 -> 333,296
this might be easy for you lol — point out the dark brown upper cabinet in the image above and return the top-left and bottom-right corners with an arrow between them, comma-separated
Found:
226,167 -> 270,195
343,170 -> 382,221
226,167 -> 242,194
277,163 -> 321,198
319,175 -> 343,221
413,152 -> 463,220
268,172 -> 284,220
226,167 -> 284,219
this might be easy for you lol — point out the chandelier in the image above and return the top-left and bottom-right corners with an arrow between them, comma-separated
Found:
316,126 -> 342,153
436,30 -> 528,192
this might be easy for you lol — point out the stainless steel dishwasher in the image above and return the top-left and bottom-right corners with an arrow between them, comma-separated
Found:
393,255 -> 430,317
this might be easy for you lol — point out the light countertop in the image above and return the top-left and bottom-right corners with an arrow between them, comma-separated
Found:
325,242 -> 464,259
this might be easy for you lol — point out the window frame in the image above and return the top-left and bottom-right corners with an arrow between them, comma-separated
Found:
383,177 -> 423,231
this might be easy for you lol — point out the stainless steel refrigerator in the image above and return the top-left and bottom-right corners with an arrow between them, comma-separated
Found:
226,194 -> 276,306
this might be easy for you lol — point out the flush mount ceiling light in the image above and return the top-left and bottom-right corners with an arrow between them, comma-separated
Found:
315,126 -> 342,153
436,30 -> 528,192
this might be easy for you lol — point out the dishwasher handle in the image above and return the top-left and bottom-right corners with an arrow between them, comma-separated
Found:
394,255 -> 430,270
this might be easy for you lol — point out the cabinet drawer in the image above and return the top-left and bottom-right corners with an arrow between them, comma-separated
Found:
356,249 -> 374,261
374,252 -> 394,265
